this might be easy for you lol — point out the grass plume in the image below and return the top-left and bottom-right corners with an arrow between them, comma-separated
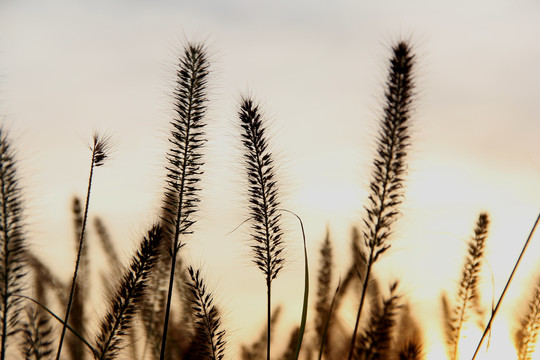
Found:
55,134 -> 111,360
355,282 -> 401,360
514,275 -> 540,360
0,127 -> 26,360
348,40 -> 415,359
443,212 -> 489,360
69,197 -> 87,360
239,97 -> 284,360
20,307 -> 53,360
315,228 -> 333,357
159,42 -> 210,360
93,225 -> 162,360
394,304 -> 424,360
184,266 -> 226,360
94,217 -> 120,270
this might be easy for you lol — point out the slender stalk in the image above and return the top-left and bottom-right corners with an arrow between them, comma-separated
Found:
55,135 -> 110,360
348,246 -> 375,360
267,280 -> 271,360
471,212 -> 540,360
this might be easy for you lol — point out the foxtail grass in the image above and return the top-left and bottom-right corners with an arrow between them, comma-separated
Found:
241,305 -> 282,360
355,282 -> 401,360
93,225 -> 162,360
0,128 -> 26,360
514,275 -> 540,360
184,266 -> 226,360
280,326 -> 300,360
394,304 -> 424,360
442,212 -> 489,360
348,40 -> 415,359
55,133 -> 111,360
318,280 -> 340,360
315,228 -> 333,357
94,217 -> 120,270
159,42 -> 210,360
69,197 -> 88,360
239,97 -> 284,360
24,253 -> 66,306
335,227 -> 365,312
20,307 -> 53,360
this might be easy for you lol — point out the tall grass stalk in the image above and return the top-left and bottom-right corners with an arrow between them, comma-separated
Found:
159,43 -> 209,360
0,128 -> 26,360
55,134 -> 111,360
347,41 -> 415,359
471,212 -> 540,360
239,97 -> 285,360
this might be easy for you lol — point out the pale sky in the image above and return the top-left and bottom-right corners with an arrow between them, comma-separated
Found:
1,0 -> 540,358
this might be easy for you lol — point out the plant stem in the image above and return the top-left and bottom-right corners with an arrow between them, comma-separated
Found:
267,279 -> 271,360
347,246 -> 375,360
55,155 -> 95,360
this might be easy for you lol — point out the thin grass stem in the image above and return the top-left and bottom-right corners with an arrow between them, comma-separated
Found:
55,134 -> 110,360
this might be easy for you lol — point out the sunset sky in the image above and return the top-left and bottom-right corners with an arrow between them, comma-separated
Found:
1,0 -> 540,358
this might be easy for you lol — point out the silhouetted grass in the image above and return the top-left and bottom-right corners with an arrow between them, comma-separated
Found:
239,97 -> 284,360
0,128 -> 26,360
442,212 -> 489,360
55,134 -> 111,360
159,42 -> 210,360
93,225 -> 162,360
0,37 -> 539,360
348,40 -> 415,360
184,266 -> 226,360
